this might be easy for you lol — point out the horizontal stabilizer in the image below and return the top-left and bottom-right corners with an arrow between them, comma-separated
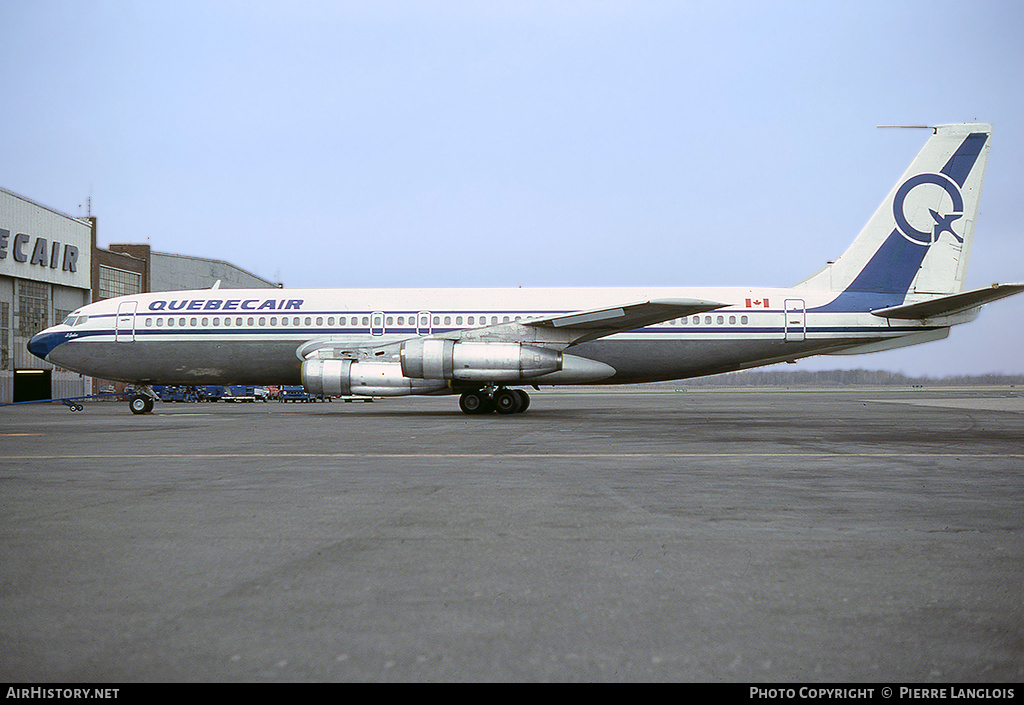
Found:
870,283 -> 1024,320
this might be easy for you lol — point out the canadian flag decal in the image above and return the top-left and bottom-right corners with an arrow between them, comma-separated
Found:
745,298 -> 770,308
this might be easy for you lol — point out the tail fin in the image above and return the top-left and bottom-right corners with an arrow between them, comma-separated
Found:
800,123 -> 991,301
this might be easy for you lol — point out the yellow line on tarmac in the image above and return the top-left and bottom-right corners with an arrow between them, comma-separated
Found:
3,452 -> 1024,460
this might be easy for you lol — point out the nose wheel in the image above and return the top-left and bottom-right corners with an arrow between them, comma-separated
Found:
459,388 -> 530,415
128,387 -> 156,414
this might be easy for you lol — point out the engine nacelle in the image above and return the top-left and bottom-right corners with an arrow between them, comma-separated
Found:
302,359 -> 447,397
400,340 -> 561,382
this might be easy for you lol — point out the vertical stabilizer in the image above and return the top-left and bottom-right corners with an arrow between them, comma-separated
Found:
800,124 -> 991,300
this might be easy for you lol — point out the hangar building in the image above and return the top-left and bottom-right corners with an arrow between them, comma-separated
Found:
1,186 -> 280,404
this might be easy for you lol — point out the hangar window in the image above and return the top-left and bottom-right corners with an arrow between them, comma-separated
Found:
98,265 -> 142,300
17,280 -> 49,336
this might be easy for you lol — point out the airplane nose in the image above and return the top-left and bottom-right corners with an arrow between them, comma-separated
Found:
27,330 -> 62,361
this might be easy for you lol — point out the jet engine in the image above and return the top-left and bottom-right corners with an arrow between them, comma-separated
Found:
301,359 -> 448,397
400,340 -> 561,381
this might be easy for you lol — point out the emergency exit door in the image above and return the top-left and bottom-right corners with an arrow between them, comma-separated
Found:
784,299 -> 806,342
115,301 -> 137,342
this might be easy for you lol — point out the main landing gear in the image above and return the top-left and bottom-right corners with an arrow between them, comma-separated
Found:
459,387 -> 531,415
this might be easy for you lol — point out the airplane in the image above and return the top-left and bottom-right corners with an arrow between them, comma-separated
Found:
27,122 -> 1024,415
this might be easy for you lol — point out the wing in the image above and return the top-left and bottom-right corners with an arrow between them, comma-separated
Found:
519,297 -> 728,344
297,297 -> 728,360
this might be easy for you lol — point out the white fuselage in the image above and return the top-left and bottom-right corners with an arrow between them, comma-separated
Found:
31,284 -> 951,389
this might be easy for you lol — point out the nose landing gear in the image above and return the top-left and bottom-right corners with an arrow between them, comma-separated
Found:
127,386 -> 157,414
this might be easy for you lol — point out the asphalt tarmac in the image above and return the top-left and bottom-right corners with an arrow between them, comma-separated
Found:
1,389 -> 1022,682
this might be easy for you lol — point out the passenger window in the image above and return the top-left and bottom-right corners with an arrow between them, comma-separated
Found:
168,318 -> 175,327
717,316 -> 724,324
456,316 -> 463,325
338,317 -> 346,326
236,317 -> 243,326
259,317 -> 266,326
213,318 -> 220,326
224,318 -> 231,326
468,316 -> 475,325
397,316 -> 404,325
433,316 -> 440,325
361,316 -> 369,326
491,316 -> 498,325
444,316 -> 451,325
705,316 -> 712,324
145,318 -> 152,327
741,315 -> 748,324
386,316 -> 393,326
191,318 -> 198,326
156,318 -> 164,327
202,318 -> 209,326
316,317 -> 324,326
729,316 -> 736,324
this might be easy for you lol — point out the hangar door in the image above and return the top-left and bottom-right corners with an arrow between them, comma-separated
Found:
13,369 -> 51,403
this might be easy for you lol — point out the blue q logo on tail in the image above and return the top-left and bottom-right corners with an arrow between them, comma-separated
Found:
893,172 -> 964,245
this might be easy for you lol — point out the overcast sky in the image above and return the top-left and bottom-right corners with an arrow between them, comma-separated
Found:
2,0 -> 1022,376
